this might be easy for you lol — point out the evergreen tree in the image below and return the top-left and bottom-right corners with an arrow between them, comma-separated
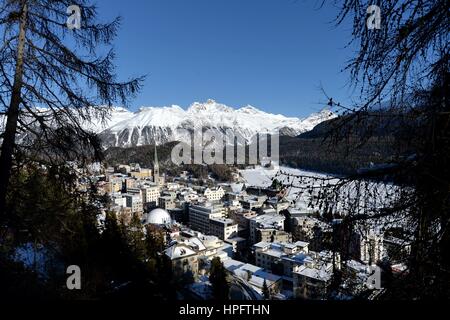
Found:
209,257 -> 229,301
271,179 -> 282,191
180,270 -> 195,287
0,1 -> 158,299
262,279 -> 270,300
156,254 -> 176,300
126,214 -> 147,261
145,224 -> 165,258
0,0 -> 144,218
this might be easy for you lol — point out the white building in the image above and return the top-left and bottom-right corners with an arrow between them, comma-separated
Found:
254,241 -> 309,274
179,189 -> 199,202
164,243 -> 199,276
159,195 -> 176,210
141,184 -> 160,204
240,195 -> 267,210
166,230 -> 234,276
249,214 -> 285,244
292,216 -> 331,239
123,193 -> 143,213
111,193 -> 126,207
267,197 -> 290,213
144,208 -> 172,226
209,217 -> 238,240
293,262 -> 333,300
203,187 -> 226,202
189,203 -> 225,234
117,164 -> 131,173
222,259 -> 282,297
253,241 -> 340,282
166,182 -> 181,191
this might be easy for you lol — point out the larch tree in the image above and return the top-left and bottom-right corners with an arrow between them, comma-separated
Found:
0,0 -> 144,219
277,0 -> 449,298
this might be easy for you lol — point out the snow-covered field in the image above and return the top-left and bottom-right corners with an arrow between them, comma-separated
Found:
238,165 -> 408,226
239,165 -> 332,189
238,165 -> 335,211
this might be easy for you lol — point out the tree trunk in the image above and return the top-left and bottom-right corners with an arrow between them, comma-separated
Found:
0,2 -> 28,217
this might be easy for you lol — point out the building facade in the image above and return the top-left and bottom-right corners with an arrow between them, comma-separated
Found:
141,184 -> 160,204
249,214 -> 285,244
189,203 -> 225,234
209,217 -> 238,240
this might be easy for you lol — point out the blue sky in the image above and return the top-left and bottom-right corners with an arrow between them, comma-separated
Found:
96,0 -> 356,118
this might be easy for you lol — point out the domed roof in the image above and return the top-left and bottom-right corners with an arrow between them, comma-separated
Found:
146,208 -> 171,225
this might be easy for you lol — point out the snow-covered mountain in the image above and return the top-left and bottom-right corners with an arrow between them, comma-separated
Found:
98,99 -> 336,147
0,99 -> 336,148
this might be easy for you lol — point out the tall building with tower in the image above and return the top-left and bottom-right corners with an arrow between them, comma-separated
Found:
153,145 -> 164,186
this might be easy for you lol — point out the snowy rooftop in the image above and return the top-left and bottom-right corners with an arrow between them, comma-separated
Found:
294,263 -> 333,281
345,260 -> 369,277
223,258 -> 245,272
250,214 -> 285,227
248,271 -> 282,288
253,241 -> 271,250
164,244 -> 197,260
282,253 -> 309,264
264,249 -> 285,259
284,241 -> 309,249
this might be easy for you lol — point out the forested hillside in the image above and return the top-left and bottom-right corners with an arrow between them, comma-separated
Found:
278,109 -> 419,175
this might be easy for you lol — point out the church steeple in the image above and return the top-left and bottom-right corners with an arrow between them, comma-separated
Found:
153,145 -> 159,185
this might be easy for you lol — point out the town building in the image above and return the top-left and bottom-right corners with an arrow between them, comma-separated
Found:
292,216 -> 333,251
141,184 -> 160,204
104,178 -> 122,193
164,243 -> 200,277
203,186 -> 226,202
383,236 -> 411,263
130,168 -> 152,179
257,228 -> 292,244
123,178 -> 136,192
222,259 -> 282,297
144,208 -> 172,226
293,262 -> 333,299
209,217 -> 238,240
249,213 -> 286,244
240,195 -> 267,210
159,195 -> 177,210
266,197 -> 290,213
123,193 -> 143,213
253,241 -> 310,276
189,203 -> 225,234
229,209 -> 257,238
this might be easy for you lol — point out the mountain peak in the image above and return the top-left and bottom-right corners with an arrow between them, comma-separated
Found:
84,101 -> 337,147
304,108 -> 336,120
188,99 -> 233,113
112,106 -> 130,112
238,105 -> 262,114
299,108 -> 337,131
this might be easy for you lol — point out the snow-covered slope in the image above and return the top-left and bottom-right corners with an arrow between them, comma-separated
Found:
99,99 -> 336,147
0,99 -> 336,148
81,106 -> 134,133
